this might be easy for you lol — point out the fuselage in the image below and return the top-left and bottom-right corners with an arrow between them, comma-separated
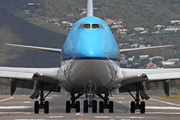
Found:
60,16 -> 121,93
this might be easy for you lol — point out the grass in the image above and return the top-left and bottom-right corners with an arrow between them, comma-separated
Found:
155,95 -> 180,101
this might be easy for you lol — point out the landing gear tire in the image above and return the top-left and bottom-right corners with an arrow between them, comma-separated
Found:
109,101 -> 114,113
140,101 -> 145,114
84,100 -> 88,113
130,101 -> 135,113
66,101 -> 71,113
34,101 -> 39,114
92,100 -> 97,113
44,101 -> 49,114
99,101 -> 104,113
76,101 -> 80,113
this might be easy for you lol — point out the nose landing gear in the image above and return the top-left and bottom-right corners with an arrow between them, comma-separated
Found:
65,85 -> 114,113
84,85 -> 97,113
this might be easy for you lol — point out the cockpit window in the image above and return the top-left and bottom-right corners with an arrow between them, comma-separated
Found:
79,24 -> 104,29
83,24 -> 90,29
92,24 -> 100,29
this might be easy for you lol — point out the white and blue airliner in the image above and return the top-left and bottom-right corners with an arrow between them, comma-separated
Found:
1,0 -> 180,114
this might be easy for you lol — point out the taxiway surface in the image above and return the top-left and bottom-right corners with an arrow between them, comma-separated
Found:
0,94 -> 180,120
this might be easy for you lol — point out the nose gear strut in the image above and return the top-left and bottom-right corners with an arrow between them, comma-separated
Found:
84,85 -> 97,113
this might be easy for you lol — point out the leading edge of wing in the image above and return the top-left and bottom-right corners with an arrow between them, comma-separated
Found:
6,43 -> 62,53
120,45 -> 173,53
0,67 -> 60,84
121,68 -> 180,84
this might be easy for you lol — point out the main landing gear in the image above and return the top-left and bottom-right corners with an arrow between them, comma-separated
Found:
33,82 -> 51,114
66,93 -> 114,113
128,83 -> 149,114
66,84 -> 114,113
66,93 -> 83,113
96,93 -> 114,113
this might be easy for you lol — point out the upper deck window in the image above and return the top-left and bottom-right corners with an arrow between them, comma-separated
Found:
79,24 -> 104,29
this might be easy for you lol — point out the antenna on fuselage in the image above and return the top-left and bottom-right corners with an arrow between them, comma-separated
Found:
86,0 -> 93,17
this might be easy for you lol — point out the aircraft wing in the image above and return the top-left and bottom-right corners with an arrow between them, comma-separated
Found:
120,45 -> 173,53
6,43 -> 62,53
119,68 -> 180,96
0,67 -> 61,95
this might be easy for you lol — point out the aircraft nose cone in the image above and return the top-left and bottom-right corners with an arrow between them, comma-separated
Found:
78,30 -> 103,58
80,45 -> 102,57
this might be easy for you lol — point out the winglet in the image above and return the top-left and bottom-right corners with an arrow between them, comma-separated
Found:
86,0 -> 93,17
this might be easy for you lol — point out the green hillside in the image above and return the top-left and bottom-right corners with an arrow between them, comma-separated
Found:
1,0 -> 179,29
0,0 -> 179,67
0,7 -> 66,67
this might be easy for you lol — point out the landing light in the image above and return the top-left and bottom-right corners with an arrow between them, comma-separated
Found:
137,73 -> 141,77
137,73 -> 146,77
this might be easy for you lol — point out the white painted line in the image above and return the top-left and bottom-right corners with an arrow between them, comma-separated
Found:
76,113 -> 83,116
95,116 -> 144,119
46,97 -> 52,99
118,97 -> 125,99
0,97 -> 14,102
150,98 -> 180,107
49,116 -> 63,118
23,101 -> 31,103
146,106 -> 180,110
117,101 -> 123,103
52,94 -> 58,96
115,116 -> 144,119
95,116 -> 109,118
15,119 -> 46,120
146,112 -> 180,115
0,112 -> 32,114
110,97 -> 114,99
0,106 -> 33,109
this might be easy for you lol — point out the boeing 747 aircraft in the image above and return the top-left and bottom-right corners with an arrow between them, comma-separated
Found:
0,0 -> 180,114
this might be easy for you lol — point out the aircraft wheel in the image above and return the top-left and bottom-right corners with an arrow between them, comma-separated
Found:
84,100 -> 88,113
76,101 -> 80,113
99,101 -> 104,113
92,100 -> 97,113
66,101 -> 71,113
34,101 -> 39,114
44,101 -> 49,114
130,101 -> 135,113
140,101 -> 145,114
109,101 -> 114,113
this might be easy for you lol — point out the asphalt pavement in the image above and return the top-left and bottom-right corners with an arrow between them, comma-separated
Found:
0,93 -> 180,120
